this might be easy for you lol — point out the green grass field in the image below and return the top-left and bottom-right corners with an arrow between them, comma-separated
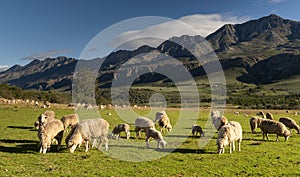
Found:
1,105 -> 300,176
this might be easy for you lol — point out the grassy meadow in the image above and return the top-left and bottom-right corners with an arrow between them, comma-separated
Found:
1,105 -> 300,176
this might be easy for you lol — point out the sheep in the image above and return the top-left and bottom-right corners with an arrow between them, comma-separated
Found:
210,110 -> 228,131
191,124 -> 205,137
145,128 -> 167,149
154,111 -> 167,122
37,110 -> 55,126
257,111 -> 266,119
279,117 -> 300,134
111,123 -> 130,139
249,116 -> 264,133
266,112 -> 274,120
38,119 -> 64,154
217,121 -> 242,154
259,119 -> 291,141
158,115 -> 172,133
135,117 -> 155,138
61,114 -> 79,131
67,118 -> 109,153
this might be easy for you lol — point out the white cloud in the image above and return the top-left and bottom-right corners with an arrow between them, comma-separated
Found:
0,65 -> 9,72
20,49 -> 70,60
111,14 -> 249,51
269,0 -> 286,4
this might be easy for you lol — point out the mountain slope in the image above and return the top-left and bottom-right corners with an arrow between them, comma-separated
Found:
1,14 -> 300,90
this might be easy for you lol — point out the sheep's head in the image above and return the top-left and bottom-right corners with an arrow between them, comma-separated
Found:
38,114 -> 47,124
216,137 -> 228,154
283,129 -> 291,141
166,124 -> 172,132
68,141 -> 77,153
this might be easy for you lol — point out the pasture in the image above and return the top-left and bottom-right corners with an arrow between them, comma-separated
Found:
1,105 -> 300,176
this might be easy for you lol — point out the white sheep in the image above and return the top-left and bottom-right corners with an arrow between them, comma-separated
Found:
217,121 -> 242,154
266,112 -> 274,120
61,114 -> 79,131
145,128 -> 167,149
259,119 -> 291,141
38,119 -> 64,154
249,116 -> 263,133
67,118 -> 109,153
210,110 -> 228,131
111,123 -> 130,139
192,124 -> 205,137
279,117 -> 300,134
135,117 -> 155,138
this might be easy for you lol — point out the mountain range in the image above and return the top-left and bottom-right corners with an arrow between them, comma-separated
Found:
1,14 -> 300,91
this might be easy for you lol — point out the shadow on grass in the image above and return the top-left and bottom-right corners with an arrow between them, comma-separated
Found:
7,125 -> 33,130
0,139 -> 38,144
0,143 -> 38,154
156,148 -> 215,154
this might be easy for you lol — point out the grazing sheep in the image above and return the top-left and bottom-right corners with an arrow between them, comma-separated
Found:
210,110 -> 228,131
266,112 -> 274,120
259,119 -> 291,141
39,119 -> 64,154
158,115 -> 172,133
67,118 -> 109,153
145,128 -> 167,149
192,124 -> 205,137
217,121 -> 242,154
38,110 -> 56,125
111,123 -> 130,139
135,117 -> 155,138
154,111 -> 167,122
279,117 -> 300,134
61,114 -> 79,131
249,116 -> 263,133
257,111 -> 266,119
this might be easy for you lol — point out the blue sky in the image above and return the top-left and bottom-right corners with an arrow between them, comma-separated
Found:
0,0 -> 299,69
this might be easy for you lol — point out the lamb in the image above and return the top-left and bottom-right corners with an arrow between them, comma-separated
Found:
135,117 -> 155,138
38,119 -> 64,154
279,117 -> 300,134
67,118 -> 109,153
266,112 -> 274,120
191,124 -> 205,137
61,114 -> 79,131
145,128 -> 167,149
217,121 -> 242,154
111,123 -> 130,139
210,110 -> 228,131
249,116 -> 263,133
37,110 -> 56,126
259,119 -> 291,141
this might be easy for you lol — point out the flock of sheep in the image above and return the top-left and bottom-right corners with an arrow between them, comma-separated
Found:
34,109 -> 300,155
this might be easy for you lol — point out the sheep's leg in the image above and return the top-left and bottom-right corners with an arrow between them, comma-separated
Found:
232,141 -> 235,152
229,142 -> 232,153
85,141 -> 89,152
276,134 -> 279,142
104,136 -> 108,151
56,131 -> 64,151
126,131 -> 130,139
266,133 -> 269,140
146,137 -> 150,148
238,139 -> 241,152
157,140 -> 160,149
